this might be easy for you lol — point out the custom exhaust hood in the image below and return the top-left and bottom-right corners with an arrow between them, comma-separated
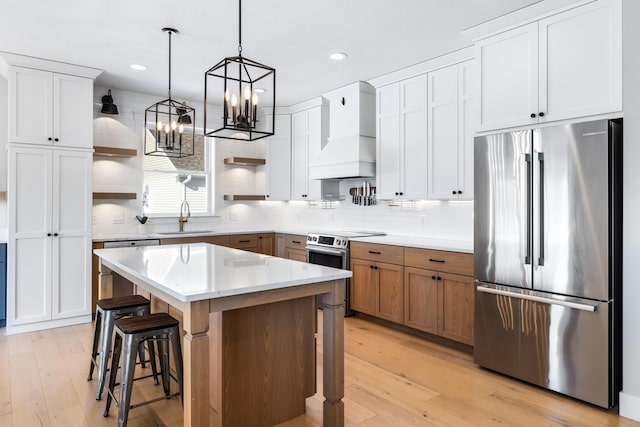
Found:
309,81 -> 376,179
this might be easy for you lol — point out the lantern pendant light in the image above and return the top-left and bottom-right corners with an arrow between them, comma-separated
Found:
204,0 -> 275,141
145,27 -> 196,157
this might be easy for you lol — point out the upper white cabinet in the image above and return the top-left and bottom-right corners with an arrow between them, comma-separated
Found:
427,60 -> 476,200
263,114 -> 291,201
7,146 -> 92,330
476,0 -> 621,131
291,102 -> 328,200
9,66 -> 94,148
376,75 -> 428,199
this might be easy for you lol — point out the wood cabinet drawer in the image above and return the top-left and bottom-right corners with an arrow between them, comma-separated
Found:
229,234 -> 258,249
286,234 -> 307,250
404,248 -> 473,277
350,242 -> 403,265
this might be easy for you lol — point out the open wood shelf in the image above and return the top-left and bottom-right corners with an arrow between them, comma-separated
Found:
224,195 -> 266,201
93,146 -> 138,157
223,157 -> 266,166
0,191 -> 6,201
93,192 -> 137,200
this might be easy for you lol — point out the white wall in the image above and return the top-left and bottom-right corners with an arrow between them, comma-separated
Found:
619,0 -> 640,420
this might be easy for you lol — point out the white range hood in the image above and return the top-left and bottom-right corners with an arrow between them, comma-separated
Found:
309,81 -> 376,179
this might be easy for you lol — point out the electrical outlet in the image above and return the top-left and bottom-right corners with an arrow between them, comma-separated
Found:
229,212 -> 238,222
92,215 -> 97,225
113,213 -> 124,224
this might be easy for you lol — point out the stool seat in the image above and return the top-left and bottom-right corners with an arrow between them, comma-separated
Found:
115,312 -> 179,334
97,295 -> 151,311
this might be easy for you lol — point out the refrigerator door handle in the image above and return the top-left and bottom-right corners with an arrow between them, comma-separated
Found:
525,153 -> 532,265
476,283 -> 598,312
538,152 -> 545,266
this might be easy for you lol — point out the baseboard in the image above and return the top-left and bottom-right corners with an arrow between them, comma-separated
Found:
6,315 -> 92,335
620,392 -> 640,421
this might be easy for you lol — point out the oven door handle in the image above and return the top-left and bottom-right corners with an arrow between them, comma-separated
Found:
306,246 -> 347,257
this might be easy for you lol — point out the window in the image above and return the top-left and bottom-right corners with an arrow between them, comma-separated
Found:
143,133 -> 211,216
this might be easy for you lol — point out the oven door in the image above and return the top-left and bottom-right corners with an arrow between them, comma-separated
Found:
306,245 -> 352,316
306,245 -> 347,270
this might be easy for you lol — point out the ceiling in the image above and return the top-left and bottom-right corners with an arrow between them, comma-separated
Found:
0,0 -> 547,107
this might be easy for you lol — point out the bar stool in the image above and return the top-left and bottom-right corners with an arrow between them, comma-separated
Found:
104,312 -> 184,427
87,295 -> 158,400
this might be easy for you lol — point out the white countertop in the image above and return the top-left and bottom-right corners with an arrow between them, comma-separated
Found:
94,243 -> 352,302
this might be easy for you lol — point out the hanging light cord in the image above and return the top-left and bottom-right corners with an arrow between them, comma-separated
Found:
168,29 -> 173,99
238,0 -> 242,56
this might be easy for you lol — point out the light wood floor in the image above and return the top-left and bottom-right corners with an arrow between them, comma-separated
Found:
0,313 -> 637,427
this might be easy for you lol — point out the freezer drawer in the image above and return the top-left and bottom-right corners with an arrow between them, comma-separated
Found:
474,282 -> 614,408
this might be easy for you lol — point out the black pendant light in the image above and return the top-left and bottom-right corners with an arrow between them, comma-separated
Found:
100,89 -> 119,114
145,27 -> 196,157
204,0 -> 275,141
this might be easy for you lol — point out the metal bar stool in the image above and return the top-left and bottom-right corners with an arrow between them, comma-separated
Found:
87,295 -> 158,400
104,312 -> 183,427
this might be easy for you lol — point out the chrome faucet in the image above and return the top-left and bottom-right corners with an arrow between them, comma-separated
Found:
179,200 -> 191,232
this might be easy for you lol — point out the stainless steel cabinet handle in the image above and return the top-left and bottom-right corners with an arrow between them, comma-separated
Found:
538,152 -> 545,266
477,285 -> 597,312
524,153 -> 532,265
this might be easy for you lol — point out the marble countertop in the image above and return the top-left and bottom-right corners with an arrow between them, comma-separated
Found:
350,235 -> 473,253
94,243 -> 352,302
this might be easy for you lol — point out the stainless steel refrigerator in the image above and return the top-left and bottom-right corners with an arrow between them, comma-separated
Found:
473,118 -> 622,408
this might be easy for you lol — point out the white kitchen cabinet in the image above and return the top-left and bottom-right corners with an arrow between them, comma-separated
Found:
476,0 -> 621,131
8,66 -> 93,148
7,146 -> 92,332
427,60 -> 476,200
263,114 -> 291,201
291,103 -> 328,201
376,74 -> 428,200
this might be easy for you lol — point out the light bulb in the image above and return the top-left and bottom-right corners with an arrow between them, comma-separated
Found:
231,93 -> 238,106
171,121 -> 177,131
179,124 -> 184,133
252,93 -> 259,105
157,121 -> 163,130
244,86 -> 251,101
225,89 -> 230,102
164,123 -> 170,133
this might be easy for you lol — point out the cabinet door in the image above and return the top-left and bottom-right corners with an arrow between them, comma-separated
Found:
404,267 -> 438,334
376,83 -> 401,199
265,115 -> 291,201
257,233 -> 275,256
350,258 -> 376,315
538,0 -> 622,123
400,74 -> 428,199
275,234 -> 287,258
457,60 -> 476,200
438,272 -> 474,345
306,106 -> 325,200
7,147 -> 53,325
291,111 -> 308,201
52,150 -> 92,319
9,67 -> 53,145
427,65 -> 459,200
476,22 -> 539,131
286,248 -> 307,262
53,73 -> 93,148
375,261 -> 404,324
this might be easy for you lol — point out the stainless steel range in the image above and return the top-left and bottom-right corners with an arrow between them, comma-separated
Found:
306,230 -> 384,316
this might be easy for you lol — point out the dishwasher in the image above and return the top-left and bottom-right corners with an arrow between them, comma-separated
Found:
102,239 -> 160,296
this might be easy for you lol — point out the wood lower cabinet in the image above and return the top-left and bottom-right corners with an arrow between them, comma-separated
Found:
404,247 -> 474,345
285,233 -> 307,261
350,242 -> 404,323
257,233 -> 275,256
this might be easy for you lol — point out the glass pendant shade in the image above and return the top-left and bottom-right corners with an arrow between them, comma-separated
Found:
144,27 -> 196,158
203,0 -> 275,141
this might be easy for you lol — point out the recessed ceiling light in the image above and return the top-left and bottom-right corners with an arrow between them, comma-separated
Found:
329,52 -> 347,61
254,88 -> 266,93
129,64 -> 147,71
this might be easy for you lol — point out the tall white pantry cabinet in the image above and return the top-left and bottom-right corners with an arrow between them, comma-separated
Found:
1,53 -> 100,334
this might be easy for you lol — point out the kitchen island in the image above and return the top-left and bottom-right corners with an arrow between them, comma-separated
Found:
94,243 -> 350,427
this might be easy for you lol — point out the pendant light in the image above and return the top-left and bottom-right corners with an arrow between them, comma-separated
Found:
145,27 -> 196,157
204,0 -> 275,141
100,89 -> 119,114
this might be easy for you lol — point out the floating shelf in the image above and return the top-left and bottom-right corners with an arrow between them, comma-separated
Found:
224,195 -> 266,201
224,157 -> 265,166
93,192 -> 137,200
94,146 -> 138,157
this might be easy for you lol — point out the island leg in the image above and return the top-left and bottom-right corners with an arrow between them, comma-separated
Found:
319,279 -> 345,427
98,260 -> 114,300
182,300 -> 210,427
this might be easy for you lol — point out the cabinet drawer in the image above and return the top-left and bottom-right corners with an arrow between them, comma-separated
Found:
350,242 -> 403,265
286,234 -> 307,250
404,248 -> 473,276
229,234 -> 258,249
